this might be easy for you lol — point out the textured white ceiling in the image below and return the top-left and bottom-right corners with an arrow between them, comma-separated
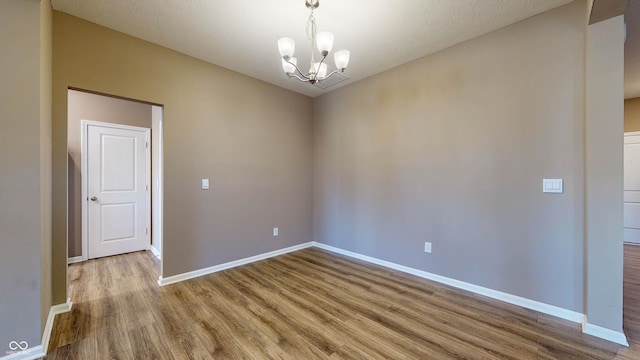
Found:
51,0 -> 573,98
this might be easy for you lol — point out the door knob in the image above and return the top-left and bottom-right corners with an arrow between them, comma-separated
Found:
90,196 -> 98,201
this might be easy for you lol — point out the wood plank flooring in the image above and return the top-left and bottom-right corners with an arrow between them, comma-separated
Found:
45,245 -> 640,359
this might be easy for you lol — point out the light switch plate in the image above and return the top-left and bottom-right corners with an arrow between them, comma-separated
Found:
273,227 -> 279,236
543,179 -> 563,193
201,178 -> 209,190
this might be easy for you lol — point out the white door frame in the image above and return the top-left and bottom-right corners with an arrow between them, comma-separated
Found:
81,120 -> 151,261
150,105 -> 163,263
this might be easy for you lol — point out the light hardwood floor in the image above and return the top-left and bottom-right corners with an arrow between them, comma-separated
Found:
45,245 -> 640,359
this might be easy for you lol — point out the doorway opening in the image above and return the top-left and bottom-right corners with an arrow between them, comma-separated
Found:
66,89 -> 163,277
624,131 -> 640,244
623,130 -> 640,345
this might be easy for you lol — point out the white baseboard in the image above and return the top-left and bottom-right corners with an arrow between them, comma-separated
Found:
158,242 -> 313,286
314,242 -> 630,346
150,245 -> 161,260
0,345 -> 45,360
67,256 -> 84,264
41,297 -> 72,354
0,298 -> 72,360
583,321 -> 629,346
312,242 -> 586,324
149,239 -> 629,346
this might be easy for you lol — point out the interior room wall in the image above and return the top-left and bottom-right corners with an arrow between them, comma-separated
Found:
313,1 -> 586,313
584,14 -> 625,335
67,89 -> 152,258
625,97 -> 640,132
52,11 -> 314,302
40,0 -> 53,336
0,0 -> 51,354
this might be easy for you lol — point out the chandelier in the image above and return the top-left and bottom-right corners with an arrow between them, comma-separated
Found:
277,0 -> 350,85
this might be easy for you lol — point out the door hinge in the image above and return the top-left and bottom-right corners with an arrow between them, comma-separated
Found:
146,228 -> 149,235
146,142 -> 149,148
146,185 -> 149,191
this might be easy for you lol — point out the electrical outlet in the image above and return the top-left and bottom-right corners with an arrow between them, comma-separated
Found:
273,227 -> 279,236
424,242 -> 432,253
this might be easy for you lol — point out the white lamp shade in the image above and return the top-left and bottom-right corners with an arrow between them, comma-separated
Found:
318,63 -> 327,78
315,32 -> 334,56
334,50 -> 350,70
278,37 -> 295,59
282,57 -> 297,75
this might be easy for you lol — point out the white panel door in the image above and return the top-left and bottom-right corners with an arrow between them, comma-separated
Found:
624,133 -> 640,244
87,123 -> 149,258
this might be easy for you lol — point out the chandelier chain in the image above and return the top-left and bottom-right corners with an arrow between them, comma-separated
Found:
306,9 -> 317,65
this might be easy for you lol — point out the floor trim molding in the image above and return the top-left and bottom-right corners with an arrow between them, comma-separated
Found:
41,298 -> 73,354
151,240 -> 629,346
312,242 -> 629,346
67,256 -> 83,264
0,346 -> 45,360
314,242 -> 630,346
157,242 -> 314,286
150,245 -> 161,260
0,298 -> 72,360
583,321 -> 629,346
312,242 -> 586,323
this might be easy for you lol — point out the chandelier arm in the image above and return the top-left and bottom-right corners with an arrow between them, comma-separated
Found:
312,55 -> 329,81
285,58 -> 311,80
288,73 -> 313,83
323,68 -> 344,80
318,54 -> 329,72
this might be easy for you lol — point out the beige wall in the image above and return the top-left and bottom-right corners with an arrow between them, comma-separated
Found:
52,12 -> 313,300
40,0 -> 53,335
625,97 -> 640,132
585,14 -> 625,333
313,1 -> 586,312
0,0 -> 52,353
67,90 -> 152,258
